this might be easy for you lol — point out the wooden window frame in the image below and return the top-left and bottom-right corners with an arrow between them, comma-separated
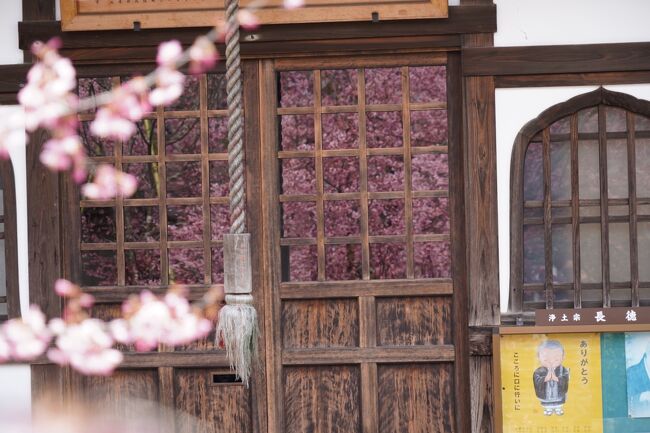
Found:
74,74 -> 230,294
510,87 -> 650,313
275,53 -> 451,283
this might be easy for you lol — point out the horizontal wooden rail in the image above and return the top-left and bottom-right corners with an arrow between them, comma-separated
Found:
463,42 -> 650,77
280,278 -> 453,298
282,345 -> 455,365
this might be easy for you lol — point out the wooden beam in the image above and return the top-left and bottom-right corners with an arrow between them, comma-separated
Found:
464,42 -> 650,77
22,0 -> 55,21
461,2 -> 499,429
495,70 -> 650,88
19,5 -> 495,50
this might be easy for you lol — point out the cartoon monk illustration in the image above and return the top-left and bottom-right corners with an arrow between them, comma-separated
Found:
533,340 -> 570,416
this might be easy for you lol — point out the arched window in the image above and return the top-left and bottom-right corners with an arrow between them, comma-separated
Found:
510,88 -> 650,312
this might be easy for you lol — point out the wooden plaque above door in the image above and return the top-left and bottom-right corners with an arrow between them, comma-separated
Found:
61,0 -> 448,32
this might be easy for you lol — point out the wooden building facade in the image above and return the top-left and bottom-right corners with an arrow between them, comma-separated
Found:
1,0 -> 650,432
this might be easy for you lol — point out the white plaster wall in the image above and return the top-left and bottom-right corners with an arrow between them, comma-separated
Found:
0,0 -> 23,65
494,0 -> 650,47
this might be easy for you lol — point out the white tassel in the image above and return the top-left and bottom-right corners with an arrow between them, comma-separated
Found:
216,295 -> 259,387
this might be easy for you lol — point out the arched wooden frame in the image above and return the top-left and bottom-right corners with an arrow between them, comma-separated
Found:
510,87 -> 650,312
0,158 -> 20,320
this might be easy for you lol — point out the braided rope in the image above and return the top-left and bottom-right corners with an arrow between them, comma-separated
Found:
225,0 -> 246,234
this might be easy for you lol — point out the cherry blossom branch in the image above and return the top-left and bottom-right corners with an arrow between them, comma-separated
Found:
0,0 -> 303,376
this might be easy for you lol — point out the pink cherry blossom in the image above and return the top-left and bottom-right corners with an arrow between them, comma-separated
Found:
156,40 -> 183,68
0,112 -> 26,159
0,334 -> 10,362
284,0 -> 304,9
149,67 -> 185,107
54,279 -> 80,297
110,289 -> 212,351
82,164 -> 138,200
189,36 -> 219,75
47,318 -> 123,376
1,305 -> 52,361
90,83 -> 151,141
18,39 -> 77,133
91,108 -> 136,141
237,10 -> 260,30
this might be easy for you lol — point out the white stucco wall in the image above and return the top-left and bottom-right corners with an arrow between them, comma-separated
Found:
494,0 -> 650,47
0,0 -> 22,65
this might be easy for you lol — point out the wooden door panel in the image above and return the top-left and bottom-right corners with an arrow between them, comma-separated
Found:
74,369 -> 160,421
377,363 -> 455,433
281,298 -> 359,349
175,368 -> 253,433
376,296 -> 453,346
264,54 -> 467,433
60,69 -> 262,433
284,365 -> 361,433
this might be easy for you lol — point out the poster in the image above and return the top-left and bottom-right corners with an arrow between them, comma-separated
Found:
625,332 -> 650,418
500,333 -> 603,433
498,330 -> 650,433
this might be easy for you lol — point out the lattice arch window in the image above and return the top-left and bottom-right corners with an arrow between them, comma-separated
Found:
510,88 -> 650,312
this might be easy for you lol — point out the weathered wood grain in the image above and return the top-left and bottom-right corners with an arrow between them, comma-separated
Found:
74,369 -> 160,420
462,8 -> 498,430
175,368 -> 253,433
378,363 -> 455,433
284,366 -> 361,433
376,296 -> 452,346
470,356 -> 494,433
282,299 -> 359,348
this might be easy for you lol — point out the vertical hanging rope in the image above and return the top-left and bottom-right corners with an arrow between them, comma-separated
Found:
225,0 -> 246,235
216,0 -> 259,387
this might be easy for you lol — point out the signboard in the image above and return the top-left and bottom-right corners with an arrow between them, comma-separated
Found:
535,307 -> 650,327
495,320 -> 650,433
61,0 -> 448,32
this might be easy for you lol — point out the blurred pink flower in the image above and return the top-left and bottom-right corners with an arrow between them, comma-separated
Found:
157,40 -> 183,67
54,278 -> 79,297
48,318 -> 123,376
0,113 -> 25,159
82,164 -> 138,199
237,10 -> 260,30
0,334 -> 10,361
284,0 -> 304,9
149,67 -> 185,107
18,40 -> 77,133
91,108 -> 136,141
110,289 -> 212,351
39,135 -> 84,172
1,305 -> 52,361
91,84 -> 151,141
189,36 -> 219,75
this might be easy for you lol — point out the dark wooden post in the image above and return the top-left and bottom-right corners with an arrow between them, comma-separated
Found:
461,1 -> 499,432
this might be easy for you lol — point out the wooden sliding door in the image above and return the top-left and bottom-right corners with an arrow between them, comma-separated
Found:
260,52 -> 469,433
